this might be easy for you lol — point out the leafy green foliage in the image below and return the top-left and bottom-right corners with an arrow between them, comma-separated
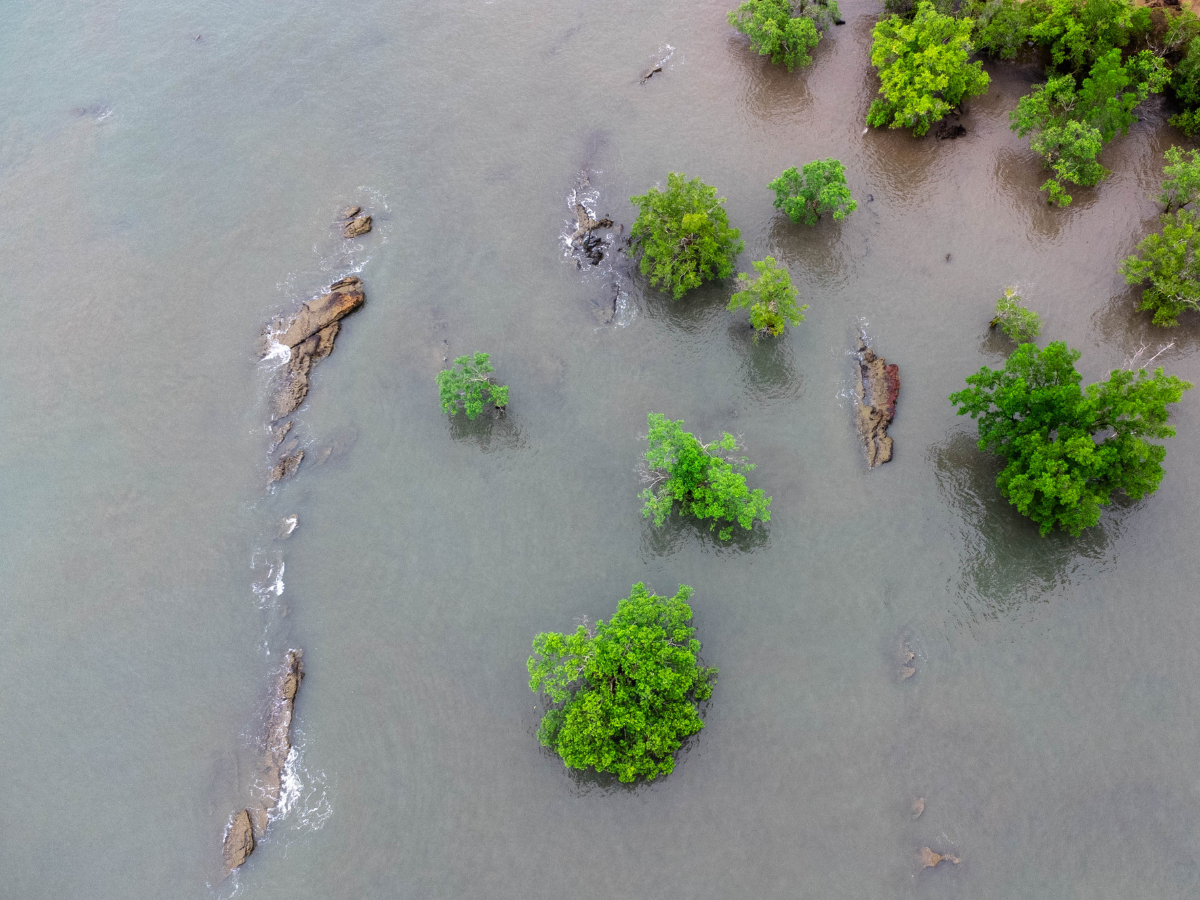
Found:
769,159 -> 857,225
436,352 -> 509,420
969,0 -> 1149,70
727,0 -> 840,70
728,257 -> 808,340
950,342 -> 1191,535
1010,48 -> 1168,205
640,413 -> 771,539
990,287 -> 1041,343
1158,145 -> 1200,211
867,2 -> 990,136
1170,35 -> 1200,135
629,173 -> 744,300
528,582 -> 717,783
1121,209 -> 1200,326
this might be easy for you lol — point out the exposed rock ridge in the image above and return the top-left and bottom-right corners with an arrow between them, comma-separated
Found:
221,649 -> 304,873
854,337 -> 900,467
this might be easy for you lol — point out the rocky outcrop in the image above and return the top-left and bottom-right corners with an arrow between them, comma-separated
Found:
343,215 -> 372,237
222,809 -> 255,871
854,337 -> 900,467
221,650 -> 304,874
268,450 -> 303,484
267,276 -> 364,422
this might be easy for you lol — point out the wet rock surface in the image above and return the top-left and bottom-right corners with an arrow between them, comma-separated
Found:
268,450 -> 303,484
854,337 -> 900,467
221,650 -> 304,873
343,215 -> 372,237
221,808 -> 255,871
268,276 -> 364,422
919,846 -> 960,869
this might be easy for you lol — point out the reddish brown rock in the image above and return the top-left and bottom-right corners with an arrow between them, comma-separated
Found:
854,338 -> 900,467
222,808 -> 255,871
920,847 -> 960,869
278,277 -> 363,349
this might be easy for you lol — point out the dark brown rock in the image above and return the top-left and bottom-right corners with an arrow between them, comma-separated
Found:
640,63 -> 662,83
255,650 -> 304,814
268,420 -> 292,452
222,808 -> 255,871
268,451 -> 303,483
854,338 -> 900,467
343,215 -> 372,238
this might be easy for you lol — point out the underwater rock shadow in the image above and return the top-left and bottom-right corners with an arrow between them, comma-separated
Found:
728,321 -> 804,403
930,431 -> 1118,621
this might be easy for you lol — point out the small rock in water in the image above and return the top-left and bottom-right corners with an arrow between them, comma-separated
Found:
919,846 -> 960,869
640,63 -> 663,83
279,514 -> 298,538
269,450 -> 303,483
901,665 -> 916,680
854,336 -> 900,467
341,205 -> 362,219
343,215 -> 372,237
911,797 -> 925,818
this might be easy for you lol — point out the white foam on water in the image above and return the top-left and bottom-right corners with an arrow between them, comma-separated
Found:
260,339 -> 291,368
271,736 -> 334,838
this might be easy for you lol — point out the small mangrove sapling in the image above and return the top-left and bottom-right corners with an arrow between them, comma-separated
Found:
640,412 -> 771,539
436,352 -> 509,420
989,287 -> 1041,343
769,159 -> 856,226
728,256 -> 808,340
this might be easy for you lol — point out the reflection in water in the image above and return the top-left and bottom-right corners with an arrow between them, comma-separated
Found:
1091,284 -> 1200,360
447,412 -> 525,453
726,36 -> 814,125
728,323 -> 803,403
763,213 -> 855,283
931,432 -> 1116,621
639,508 -> 771,559
993,149 -> 1094,241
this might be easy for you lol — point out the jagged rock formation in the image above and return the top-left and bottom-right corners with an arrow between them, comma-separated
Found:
221,650 -> 304,874
854,337 -> 900,467
268,450 -> 303,484
267,275 -> 365,423
919,846 -> 960,869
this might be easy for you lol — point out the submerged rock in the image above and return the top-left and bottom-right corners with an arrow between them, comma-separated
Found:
640,62 -> 662,83
343,215 -> 372,238
919,846 -> 960,869
269,276 -> 364,421
269,450 -> 303,484
854,337 -> 900,467
222,808 -> 255,872
221,650 -> 304,873
911,797 -> 925,818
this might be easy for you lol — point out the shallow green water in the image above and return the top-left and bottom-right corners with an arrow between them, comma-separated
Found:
3,1 -> 1200,897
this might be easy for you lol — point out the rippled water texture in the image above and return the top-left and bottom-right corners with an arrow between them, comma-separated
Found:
2,1 -> 1200,897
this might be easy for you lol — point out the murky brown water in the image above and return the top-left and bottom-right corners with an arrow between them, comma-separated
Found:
2,1 -> 1199,897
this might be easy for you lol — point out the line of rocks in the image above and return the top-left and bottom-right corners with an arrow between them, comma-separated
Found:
222,649 -> 305,872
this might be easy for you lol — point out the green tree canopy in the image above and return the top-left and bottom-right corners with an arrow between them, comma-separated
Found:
641,412 -> 771,539
969,0 -> 1150,70
528,582 -> 717,783
1170,34 -> 1200,135
990,287 -> 1042,343
1010,48 -> 1168,205
950,341 -> 1191,535
867,1 -> 990,136
769,159 -> 856,225
629,173 -> 744,300
1121,208 -> 1200,326
1158,145 -> 1200,212
727,0 -> 840,71
436,352 -> 509,420
728,257 -> 808,340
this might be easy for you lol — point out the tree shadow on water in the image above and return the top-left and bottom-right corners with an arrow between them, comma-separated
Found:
447,411 -> 525,453
1090,285 -> 1200,361
639,512 -> 771,559
994,148 -> 1098,241
726,35 -> 816,125
763,214 -> 853,282
930,431 -> 1118,621
728,321 -> 803,403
